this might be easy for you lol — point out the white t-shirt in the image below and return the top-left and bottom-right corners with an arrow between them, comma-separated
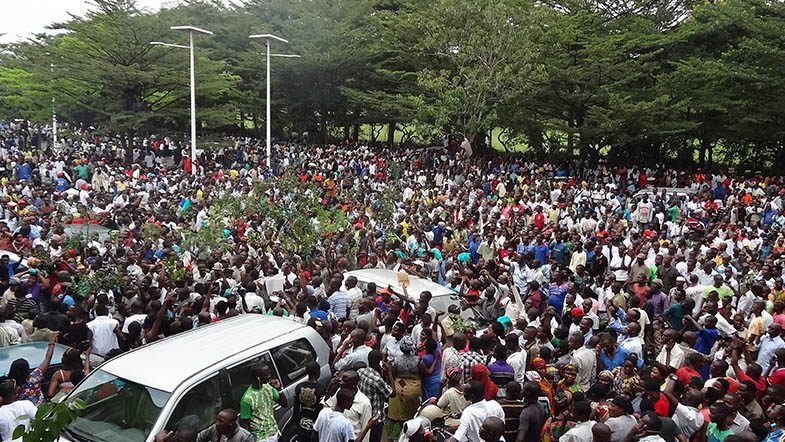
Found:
0,400 -> 37,441
452,399 -> 504,442
122,313 -> 148,334
87,316 -> 120,356
314,408 -> 355,442
672,403 -> 704,439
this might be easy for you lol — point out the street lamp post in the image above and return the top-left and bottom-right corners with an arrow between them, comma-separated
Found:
249,34 -> 300,168
150,25 -> 212,175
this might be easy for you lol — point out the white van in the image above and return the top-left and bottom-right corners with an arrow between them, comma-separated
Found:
60,315 -> 331,442
343,269 -> 473,320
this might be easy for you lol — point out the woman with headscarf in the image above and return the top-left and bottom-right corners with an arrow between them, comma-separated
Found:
557,364 -> 582,394
436,367 -> 468,428
528,357 -> 555,413
597,370 -> 615,393
386,336 -> 422,441
469,364 -> 498,401
396,417 -> 431,442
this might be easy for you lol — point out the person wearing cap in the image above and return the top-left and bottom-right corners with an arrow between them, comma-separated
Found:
396,417 -> 432,442
606,395 -> 636,442
629,252 -> 649,285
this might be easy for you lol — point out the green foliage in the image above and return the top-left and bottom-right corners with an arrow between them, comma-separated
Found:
74,268 -> 127,298
13,398 -> 85,442
2,0 -> 785,167
140,222 -> 163,244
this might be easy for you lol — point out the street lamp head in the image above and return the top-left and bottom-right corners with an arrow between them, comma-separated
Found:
249,34 -> 289,44
171,25 -> 213,35
149,41 -> 190,49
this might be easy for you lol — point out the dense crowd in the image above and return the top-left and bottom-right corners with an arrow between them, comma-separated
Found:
1,120 -> 785,442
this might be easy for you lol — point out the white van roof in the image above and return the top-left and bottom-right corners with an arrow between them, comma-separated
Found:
344,269 -> 454,297
100,315 -> 308,392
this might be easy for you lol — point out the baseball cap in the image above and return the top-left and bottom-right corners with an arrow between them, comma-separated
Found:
610,396 -> 634,414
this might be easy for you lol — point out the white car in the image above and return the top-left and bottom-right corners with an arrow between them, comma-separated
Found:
343,269 -> 472,320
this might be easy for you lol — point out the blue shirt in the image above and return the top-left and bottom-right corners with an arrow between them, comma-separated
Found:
309,309 -> 328,321
533,244 -> 549,266
56,177 -> 69,192
548,284 -> 568,313
328,291 -> 349,320
600,347 -> 642,371
551,242 -> 566,263
756,335 -> 785,373
16,164 -> 31,181
695,328 -> 719,354
431,225 -> 446,246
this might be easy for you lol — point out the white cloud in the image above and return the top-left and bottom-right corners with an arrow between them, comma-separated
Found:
0,0 -> 173,44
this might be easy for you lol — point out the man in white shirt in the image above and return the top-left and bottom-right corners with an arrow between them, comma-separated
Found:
324,371 -> 373,442
0,380 -> 37,441
121,300 -> 148,333
569,333 -> 597,391
667,380 -> 704,440
344,276 -> 363,321
86,304 -> 122,356
449,380 -> 504,442
656,329 -> 686,369
619,322 -> 643,361
560,400 -> 596,442
685,275 -> 705,316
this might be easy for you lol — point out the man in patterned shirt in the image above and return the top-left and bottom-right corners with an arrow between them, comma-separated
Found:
460,337 -> 486,383
357,350 -> 393,442
240,363 -> 288,441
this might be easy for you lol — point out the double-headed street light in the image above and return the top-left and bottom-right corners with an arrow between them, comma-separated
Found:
150,25 -> 213,175
249,34 -> 300,168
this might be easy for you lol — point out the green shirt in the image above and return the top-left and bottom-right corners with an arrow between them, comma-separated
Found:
240,384 -> 280,438
706,422 -> 734,442
75,164 -> 90,180
702,284 -> 734,300
667,205 -> 679,221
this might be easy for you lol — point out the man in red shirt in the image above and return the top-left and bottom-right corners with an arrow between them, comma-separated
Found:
767,348 -> 785,389
675,352 -> 705,386
644,379 -> 670,417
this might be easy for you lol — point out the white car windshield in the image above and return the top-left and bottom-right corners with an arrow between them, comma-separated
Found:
64,369 -> 171,442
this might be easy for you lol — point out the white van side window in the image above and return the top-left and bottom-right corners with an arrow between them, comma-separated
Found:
227,352 -> 276,410
270,339 -> 317,386
165,375 -> 222,433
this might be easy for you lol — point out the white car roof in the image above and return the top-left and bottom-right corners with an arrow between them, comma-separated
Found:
344,269 -> 454,297
99,315 -> 310,392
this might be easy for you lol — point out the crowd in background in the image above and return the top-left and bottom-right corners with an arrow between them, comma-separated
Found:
1,120 -> 785,442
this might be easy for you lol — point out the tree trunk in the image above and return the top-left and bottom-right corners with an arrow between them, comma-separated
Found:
370,124 -> 376,144
698,137 -> 709,168
343,125 -> 350,141
527,125 -> 543,155
319,116 -> 328,144
352,124 -> 360,142
387,122 -> 396,147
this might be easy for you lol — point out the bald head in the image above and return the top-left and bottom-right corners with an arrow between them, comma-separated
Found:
479,416 -> 505,442
592,422 -> 612,442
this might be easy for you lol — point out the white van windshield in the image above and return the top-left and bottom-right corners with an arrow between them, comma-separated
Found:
64,369 -> 171,442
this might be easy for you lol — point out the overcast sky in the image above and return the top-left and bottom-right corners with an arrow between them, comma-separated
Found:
0,0 -> 173,44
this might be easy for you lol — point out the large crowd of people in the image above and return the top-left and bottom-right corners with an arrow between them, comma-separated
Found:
1,120 -> 785,442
